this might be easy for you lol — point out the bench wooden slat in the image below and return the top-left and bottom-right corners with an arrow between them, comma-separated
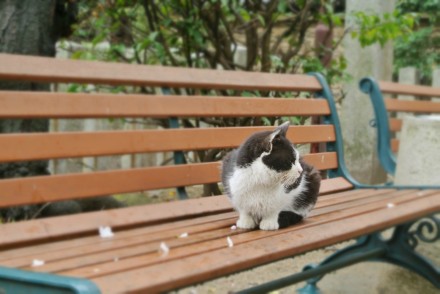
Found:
379,81 -> 440,97
389,118 -> 402,132
0,91 -> 331,118
0,126 -> 336,162
1,187 -> 365,264
0,190 -> 372,267
318,177 -> 353,195
60,190 -> 424,279
2,189 -> 397,271
0,175 -> 346,249
0,152 -> 337,208
90,190 -> 440,293
0,211 -> 239,261
0,163 -> 220,208
1,189 -> 374,268
13,219 -> 239,270
0,195 -> 233,249
0,54 -> 322,91
385,98 -> 440,113
391,139 -> 399,153
21,189 -> 406,275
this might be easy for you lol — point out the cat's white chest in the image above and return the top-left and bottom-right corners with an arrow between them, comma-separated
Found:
228,159 -> 290,217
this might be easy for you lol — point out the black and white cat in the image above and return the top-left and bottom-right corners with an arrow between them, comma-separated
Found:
221,121 -> 321,230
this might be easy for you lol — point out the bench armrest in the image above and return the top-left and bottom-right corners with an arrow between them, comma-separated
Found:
359,77 -> 396,175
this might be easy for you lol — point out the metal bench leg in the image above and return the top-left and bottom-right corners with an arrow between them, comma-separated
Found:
299,215 -> 440,294
298,234 -> 385,294
383,216 -> 440,288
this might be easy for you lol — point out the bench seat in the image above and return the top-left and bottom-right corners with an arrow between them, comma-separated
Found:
1,187 -> 438,293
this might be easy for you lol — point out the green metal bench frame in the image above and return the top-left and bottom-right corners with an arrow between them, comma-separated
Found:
359,77 -> 398,175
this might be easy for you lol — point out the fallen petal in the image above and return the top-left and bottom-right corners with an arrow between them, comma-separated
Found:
99,226 -> 114,238
227,236 -> 234,248
31,259 -> 45,267
159,242 -> 170,256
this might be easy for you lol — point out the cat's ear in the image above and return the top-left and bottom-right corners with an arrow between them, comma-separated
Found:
268,121 -> 290,142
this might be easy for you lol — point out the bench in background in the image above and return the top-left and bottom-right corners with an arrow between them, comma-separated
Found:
0,54 -> 438,293
360,77 -> 440,176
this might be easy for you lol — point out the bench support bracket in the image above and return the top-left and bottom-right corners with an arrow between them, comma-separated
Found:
237,215 -> 439,294
300,214 -> 440,294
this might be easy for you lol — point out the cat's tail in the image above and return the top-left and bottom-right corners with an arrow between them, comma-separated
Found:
277,211 -> 303,229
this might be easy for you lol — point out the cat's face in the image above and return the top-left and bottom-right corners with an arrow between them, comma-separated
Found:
237,122 -> 303,184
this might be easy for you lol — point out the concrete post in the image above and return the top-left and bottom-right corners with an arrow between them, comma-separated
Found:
397,67 -> 419,136
82,119 -> 98,172
233,44 -> 247,68
398,67 -> 419,101
395,116 -> 440,185
341,0 -> 396,184
433,68 -> 440,102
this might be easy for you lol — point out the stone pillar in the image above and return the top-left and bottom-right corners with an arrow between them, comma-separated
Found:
82,119 -> 98,172
433,68 -> 440,102
395,116 -> 440,185
233,44 -> 247,68
398,67 -> 419,102
397,67 -> 419,138
341,0 -> 396,184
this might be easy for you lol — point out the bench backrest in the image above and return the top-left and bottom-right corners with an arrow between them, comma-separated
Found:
0,53 -> 352,215
360,77 -> 440,174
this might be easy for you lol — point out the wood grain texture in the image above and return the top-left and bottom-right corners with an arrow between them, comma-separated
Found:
0,91 -> 330,118
0,126 -> 336,162
0,54 -> 322,91
89,190 -> 439,293
1,189 -> 395,269
389,118 -> 402,132
0,171 -> 343,248
385,98 -> 440,113
0,189 -> 371,263
0,152 -> 338,208
391,138 -> 399,153
12,190 -> 398,273
379,81 -> 440,97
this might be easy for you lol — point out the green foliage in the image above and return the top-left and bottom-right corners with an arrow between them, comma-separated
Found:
350,10 -> 416,47
394,27 -> 440,81
347,0 -> 439,81
67,0 -> 349,84
394,0 -> 440,81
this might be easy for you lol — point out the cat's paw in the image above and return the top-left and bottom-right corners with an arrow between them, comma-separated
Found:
236,215 -> 257,229
259,218 -> 279,231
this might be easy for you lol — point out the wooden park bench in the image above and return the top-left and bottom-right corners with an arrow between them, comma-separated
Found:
359,77 -> 440,176
0,54 -> 438,294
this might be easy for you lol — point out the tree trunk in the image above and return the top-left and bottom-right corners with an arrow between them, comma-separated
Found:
0,0 -> 57,178
0,0 -> 78,220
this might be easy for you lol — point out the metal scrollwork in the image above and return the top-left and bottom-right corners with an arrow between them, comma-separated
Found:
407,215 -> 440,248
